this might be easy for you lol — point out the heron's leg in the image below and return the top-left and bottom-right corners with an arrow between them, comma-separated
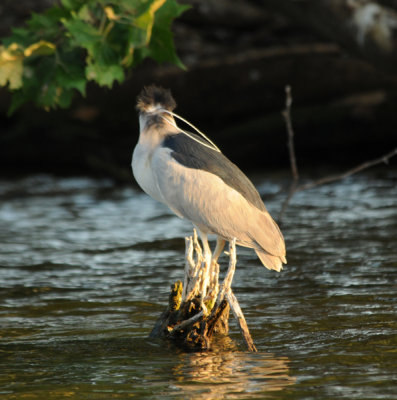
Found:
216,238 -> 237,306
196,229 -> 212,267
208,237 -> 225,300
224,238 -> 237,290
212,237 -> 226,265
195,229 -> 212,306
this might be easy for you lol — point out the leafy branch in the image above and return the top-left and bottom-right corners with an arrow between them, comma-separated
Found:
0,0 -> 189,113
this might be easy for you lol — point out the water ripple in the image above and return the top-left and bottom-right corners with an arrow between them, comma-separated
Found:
0,171 -> 396,399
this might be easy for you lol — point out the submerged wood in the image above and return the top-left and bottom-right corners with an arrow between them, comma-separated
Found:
150,231 -> 257,352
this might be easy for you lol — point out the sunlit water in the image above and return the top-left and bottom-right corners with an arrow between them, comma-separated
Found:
0,171 -> 396,399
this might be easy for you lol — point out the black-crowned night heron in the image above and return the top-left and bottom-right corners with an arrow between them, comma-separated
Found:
132,85 -> 286,273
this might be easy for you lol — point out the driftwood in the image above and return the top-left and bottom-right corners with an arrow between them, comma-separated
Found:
150,231 -> 257,352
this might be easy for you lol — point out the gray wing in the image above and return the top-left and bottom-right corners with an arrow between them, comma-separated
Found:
153,132 -> 286,258
162,132 -> 267,213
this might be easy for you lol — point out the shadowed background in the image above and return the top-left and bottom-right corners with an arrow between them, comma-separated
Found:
1,0 -> 396,179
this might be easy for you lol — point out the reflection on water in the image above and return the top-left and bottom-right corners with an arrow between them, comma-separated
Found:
0,171 -> 396,399
0,337 -> 294,400
171,340 -> 295,399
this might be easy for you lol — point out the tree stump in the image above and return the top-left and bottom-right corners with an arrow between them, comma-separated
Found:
149,230 -> 257,352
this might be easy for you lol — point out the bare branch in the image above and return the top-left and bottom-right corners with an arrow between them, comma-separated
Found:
278,85 -> 397,222
282,85 -> 299,182
226,290 -> 257,352
296,147 -> 397,192
279,85 -> 299,222
170,310 -> 204,335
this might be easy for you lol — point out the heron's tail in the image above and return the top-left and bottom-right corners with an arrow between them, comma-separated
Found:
255,250 -> 286,272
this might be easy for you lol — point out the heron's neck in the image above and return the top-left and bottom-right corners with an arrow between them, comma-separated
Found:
139,112 -> 176,133
138,114 -> 179,151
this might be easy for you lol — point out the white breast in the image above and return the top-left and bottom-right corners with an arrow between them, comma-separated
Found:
132,132 -> 165,204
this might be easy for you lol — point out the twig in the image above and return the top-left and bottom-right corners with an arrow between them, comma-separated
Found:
279,85 -> 299,222
215,239 -> 257,352
192,43 -> 339,69
170,310 -> 204,334
226,290 -> 257,352
282,85 -> 299,182
278,85 -> 397,222
296,147 -> 397,192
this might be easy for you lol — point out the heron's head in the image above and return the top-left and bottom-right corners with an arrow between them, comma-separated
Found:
136,85 -> 176,115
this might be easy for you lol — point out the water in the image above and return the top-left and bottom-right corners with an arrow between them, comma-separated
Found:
0,171 -> 396,399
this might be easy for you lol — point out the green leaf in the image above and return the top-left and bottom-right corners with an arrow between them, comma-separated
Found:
61,0 -> 86,10
4,27 -> 31,47
39,80 -> 58,108
144,0 -> 190,68
56,64 -> 86,96
24,40 -> 56,57
85,61 -> 124,87
7,71 -> 39,114
28,12 -> 56,30
57,88 -> 74,108
62,16 -> 102,56
2,0 -> 189,112
121,44 -> 134,67
8,89 -> 31,115
92,40 -> 119,65
77,4 -> 96,23
0,44 -> 24,89
27,11 -> 62,40
134,0 -> 166,45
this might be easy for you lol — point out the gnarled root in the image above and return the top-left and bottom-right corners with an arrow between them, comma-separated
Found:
149,231 -> 256,352
149,280 -> 229,351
